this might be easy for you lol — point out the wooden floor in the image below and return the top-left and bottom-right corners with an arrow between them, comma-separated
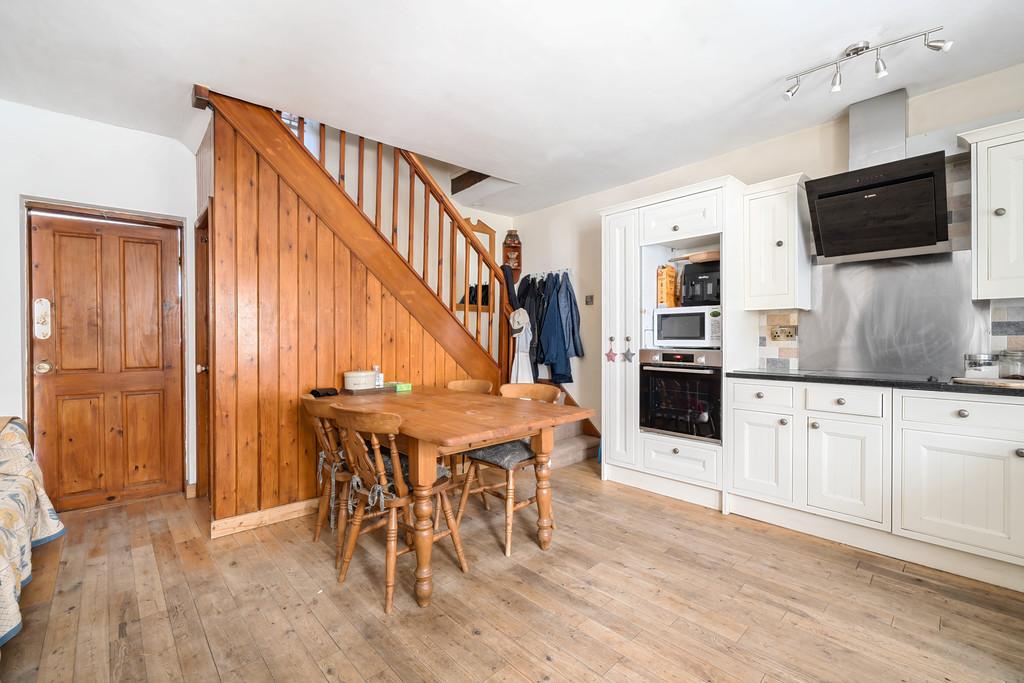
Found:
3,460 -> 1024,682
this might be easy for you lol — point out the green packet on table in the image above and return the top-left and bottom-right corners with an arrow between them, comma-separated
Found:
384,381 -> 413,392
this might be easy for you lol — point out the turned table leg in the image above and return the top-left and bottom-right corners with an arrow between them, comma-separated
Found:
409,439 -> 439,607
531,427 -> 555,550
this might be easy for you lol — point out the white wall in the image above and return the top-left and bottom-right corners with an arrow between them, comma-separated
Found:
0,98 -> 200,481
511,62 -> 1024,428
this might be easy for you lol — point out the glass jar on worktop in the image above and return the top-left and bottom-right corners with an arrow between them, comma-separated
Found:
998,351 -> 1024,380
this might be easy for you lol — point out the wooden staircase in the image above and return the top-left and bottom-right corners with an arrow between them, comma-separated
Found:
194,88 -> 514,520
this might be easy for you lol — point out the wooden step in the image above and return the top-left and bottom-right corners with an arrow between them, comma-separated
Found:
549,434 -> 600,470
554,420 -> 582,441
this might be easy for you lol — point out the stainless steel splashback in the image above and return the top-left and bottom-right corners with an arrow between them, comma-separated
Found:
799,251 -> 990,378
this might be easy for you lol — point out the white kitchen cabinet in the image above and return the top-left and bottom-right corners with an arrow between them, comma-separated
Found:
807,416 -> 885,524
639,189 -> 720,245
742,174 -> 812,310
641,433 -> 720,487
959,119 -> 1024,300
731,408 -> 793,503
899,429 -> 1024,560
601,209 -> 641,468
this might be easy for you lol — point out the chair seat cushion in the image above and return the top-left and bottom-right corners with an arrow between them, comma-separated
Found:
383,452 -> 451,481
465,439 -> 535,470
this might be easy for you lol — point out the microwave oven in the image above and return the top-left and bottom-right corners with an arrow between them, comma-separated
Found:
652,306 -> 721,348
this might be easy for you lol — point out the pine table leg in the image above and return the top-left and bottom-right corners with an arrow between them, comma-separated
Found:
531,427 -> 555,550
409,438 -> 439,607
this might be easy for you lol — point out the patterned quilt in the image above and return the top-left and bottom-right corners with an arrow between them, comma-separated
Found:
0,418 -> 64,646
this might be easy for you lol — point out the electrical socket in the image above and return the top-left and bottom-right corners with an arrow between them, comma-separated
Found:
770,325 -> 798,341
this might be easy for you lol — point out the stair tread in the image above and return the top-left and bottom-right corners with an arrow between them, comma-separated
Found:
554,434 -> 600,449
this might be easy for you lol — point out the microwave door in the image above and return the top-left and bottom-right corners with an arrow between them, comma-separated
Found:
658,312 -> 705,343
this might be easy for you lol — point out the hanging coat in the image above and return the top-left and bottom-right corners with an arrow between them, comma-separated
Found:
539,273 -> 572,383
557,273 -> 584,358
508,308 -> 534,384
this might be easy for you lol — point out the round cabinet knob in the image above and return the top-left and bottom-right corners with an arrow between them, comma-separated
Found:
672,225 -> 680,232
836,397 -> 847,406
755,391 -> 765,399
625,336 -> 631,342
672,448 -> 680,454
957,409 -> 970,418
810,421 -> 820,429
994,207 -> 1007,216
776,240 -> 784,247
1015,448 -> 1024,458
779,418 -> 789,426
609,336 -> 615,342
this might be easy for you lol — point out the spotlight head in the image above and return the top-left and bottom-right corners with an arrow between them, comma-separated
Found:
926,38 -> 953,52
874,52 -> 888,79
783,80 -> 800,101
830,66 -> 842,93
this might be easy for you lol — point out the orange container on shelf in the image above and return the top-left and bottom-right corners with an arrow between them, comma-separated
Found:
656,264 -> 677,308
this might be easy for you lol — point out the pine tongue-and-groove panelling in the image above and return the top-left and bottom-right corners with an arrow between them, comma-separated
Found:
212,111 -> 471,520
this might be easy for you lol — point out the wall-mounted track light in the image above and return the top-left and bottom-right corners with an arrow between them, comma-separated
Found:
782,26 -> 952,100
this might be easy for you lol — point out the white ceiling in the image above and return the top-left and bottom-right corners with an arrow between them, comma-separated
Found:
2,1 -> 1023,215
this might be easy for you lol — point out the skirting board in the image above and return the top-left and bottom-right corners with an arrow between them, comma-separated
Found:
209,498 -> 320,539
728,495 -> 1024,593
602,463 -> 721,510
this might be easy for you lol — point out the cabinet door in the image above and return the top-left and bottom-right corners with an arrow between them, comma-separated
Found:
640,190 -> 720,245
977,137 -> 1024,299
731,409 -> 793,502
602,210 -> 640,467
900,429 -> 1024,559
807,417 -> 884,523
744,187 -> 793,310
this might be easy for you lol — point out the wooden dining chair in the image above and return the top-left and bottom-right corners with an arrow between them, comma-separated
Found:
447,378 -> 493,395
456,383 -> 562,556
332,406 -> 469,613
301,394 -> 353,568
445,378 -> 494,513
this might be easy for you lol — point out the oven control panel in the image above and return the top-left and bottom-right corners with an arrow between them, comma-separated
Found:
639,348 -> 722,368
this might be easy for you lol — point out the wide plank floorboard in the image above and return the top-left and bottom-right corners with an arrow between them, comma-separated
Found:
2,461 -> 1023,682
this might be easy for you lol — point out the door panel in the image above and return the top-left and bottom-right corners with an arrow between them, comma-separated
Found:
900,429 -> 1024,557
602,210 -> 639,467
807,417 -> 884,522
978,138 -> 1024,298
31,211 -> 183,510
123,391 -> 164,486
55,233 -> 103,371
744,189 -> 790,304
731,408 -> 793,503
56,394 -> 106,495
121,239 -> 163,370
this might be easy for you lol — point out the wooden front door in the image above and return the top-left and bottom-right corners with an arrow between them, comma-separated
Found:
29,210 -> 184,511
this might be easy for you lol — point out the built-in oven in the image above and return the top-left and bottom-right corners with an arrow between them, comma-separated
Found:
639,348 -> 722,443
652,305 -> 721,349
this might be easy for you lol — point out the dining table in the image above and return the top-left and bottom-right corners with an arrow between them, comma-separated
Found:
318,385 -> 594,607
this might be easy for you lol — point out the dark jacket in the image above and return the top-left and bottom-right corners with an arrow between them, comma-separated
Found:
557,274 -> 584,358
539,273 -> 572,383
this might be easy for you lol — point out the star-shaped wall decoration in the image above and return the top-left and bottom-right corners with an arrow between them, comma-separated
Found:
605,347 -> 617,362
622,348 -> 635,363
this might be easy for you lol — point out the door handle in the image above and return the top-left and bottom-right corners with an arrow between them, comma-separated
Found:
34,360 -> 54,375
196,364 -> 209,374
994,207 -> 1007,216
810,421 -> 820,429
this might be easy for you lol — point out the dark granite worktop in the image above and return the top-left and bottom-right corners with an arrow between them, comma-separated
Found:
727,368 -> 1024,398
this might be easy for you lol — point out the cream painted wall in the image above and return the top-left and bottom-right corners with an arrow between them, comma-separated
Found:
512,63 -> 1024,429
0,98 -> 200,481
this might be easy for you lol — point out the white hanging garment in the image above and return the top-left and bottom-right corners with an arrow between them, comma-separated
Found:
509,308 -> 534,384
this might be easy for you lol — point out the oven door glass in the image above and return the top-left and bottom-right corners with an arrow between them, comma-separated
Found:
657,312 -> 705,343
639,366 -> 722,442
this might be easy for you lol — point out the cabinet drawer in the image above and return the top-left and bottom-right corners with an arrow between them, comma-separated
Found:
641,434 -> 719,486
640,190 -> 720,244
806,385 -> 884,417
731,381 -> 793,410
901,395 -> 1024,433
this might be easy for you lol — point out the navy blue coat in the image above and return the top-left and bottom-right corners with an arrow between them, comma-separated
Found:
539,274 -> 572,383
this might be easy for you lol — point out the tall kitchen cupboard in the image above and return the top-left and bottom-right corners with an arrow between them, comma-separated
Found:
600,209 -> 641,469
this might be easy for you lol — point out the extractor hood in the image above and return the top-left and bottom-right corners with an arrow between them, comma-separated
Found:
805,90 -> 950,265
